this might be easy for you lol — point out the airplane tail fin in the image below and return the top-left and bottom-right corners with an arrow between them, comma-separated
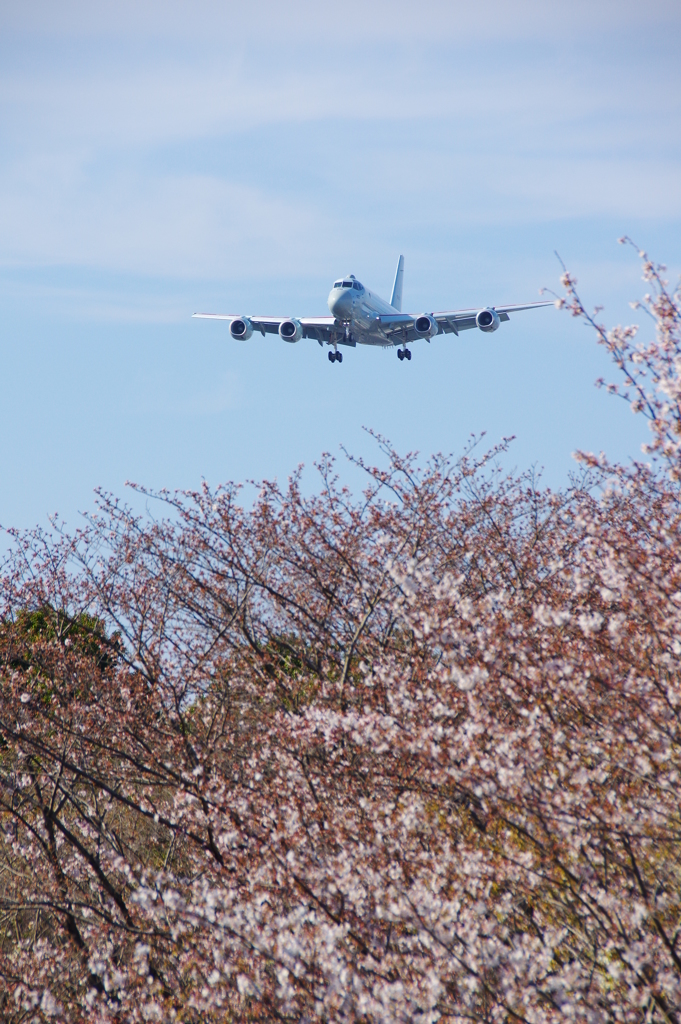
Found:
390,254 -> 404,311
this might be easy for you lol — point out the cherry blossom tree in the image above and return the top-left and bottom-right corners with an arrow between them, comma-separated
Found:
1,244 -> 680,1023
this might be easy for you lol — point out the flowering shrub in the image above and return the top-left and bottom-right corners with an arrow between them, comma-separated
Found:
1,246 -> 680,1022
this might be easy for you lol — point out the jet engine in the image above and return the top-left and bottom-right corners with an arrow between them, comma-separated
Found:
414,314 -> 439,339
230,317 -> 254,340
476,308 -> 500,333
279,318 -> 303,343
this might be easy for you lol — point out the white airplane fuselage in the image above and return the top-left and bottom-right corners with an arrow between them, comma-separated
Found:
327,275 -> 398,346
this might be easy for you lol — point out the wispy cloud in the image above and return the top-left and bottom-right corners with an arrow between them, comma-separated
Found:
3,0 -> 679,45
1,2 -> 679,284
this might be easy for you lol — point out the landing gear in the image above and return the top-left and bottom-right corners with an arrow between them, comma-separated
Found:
397,347 -> 411,361
328,350 -> 343,363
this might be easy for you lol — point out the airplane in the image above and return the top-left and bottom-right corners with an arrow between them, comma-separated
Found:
192,255 -> 552,364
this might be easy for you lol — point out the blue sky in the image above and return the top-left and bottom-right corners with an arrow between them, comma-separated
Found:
1,0 -> 680,533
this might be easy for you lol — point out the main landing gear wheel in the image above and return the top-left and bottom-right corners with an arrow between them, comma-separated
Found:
328,350 -> 343,363
398,348 -> 412,361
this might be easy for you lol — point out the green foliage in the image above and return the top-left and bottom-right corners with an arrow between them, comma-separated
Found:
1,604 -> 119,671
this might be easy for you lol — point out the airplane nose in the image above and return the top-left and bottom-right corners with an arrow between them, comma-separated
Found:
328,290 -> 353,318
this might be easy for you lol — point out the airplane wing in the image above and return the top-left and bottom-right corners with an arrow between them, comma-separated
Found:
192,313 -> 337,342
374,300 -> 554,342
193,300 -> 553,346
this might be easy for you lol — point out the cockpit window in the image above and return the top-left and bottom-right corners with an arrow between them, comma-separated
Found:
342,280 -> 353,288
333,281 -> 342,288
353,281 -> 362,290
